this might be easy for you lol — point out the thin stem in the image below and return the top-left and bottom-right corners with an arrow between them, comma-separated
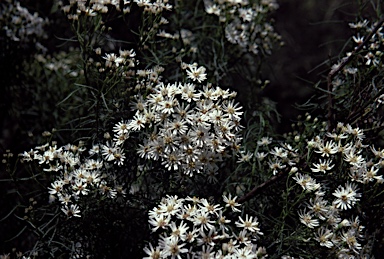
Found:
238,170 -> 287,203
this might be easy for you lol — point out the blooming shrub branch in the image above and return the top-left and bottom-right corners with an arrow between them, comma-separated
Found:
1,0 -> 384,258
144,194 -> 267,259
234,116 -> 383,257
19,141 -> 125,218
204,0 -> 282,55
126,64 -> 244,178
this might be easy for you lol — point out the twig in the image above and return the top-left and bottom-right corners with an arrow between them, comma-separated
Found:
326,17 -> 384,129
238,170 -> 287,204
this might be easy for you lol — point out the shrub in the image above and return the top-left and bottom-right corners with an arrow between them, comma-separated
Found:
1,0 -> 383,258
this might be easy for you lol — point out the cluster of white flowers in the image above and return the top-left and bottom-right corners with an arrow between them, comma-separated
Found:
60,0 -> 132,18
95,48 -> 137,78
253,136 -> 299,176
134,0 -> 172,14
293,122 -> 382,257
144,194 -> 267,259
0,0 -> 48,46
296,185 -> 365,257
18,62 -> 244,220
124,63 -> 244,177
203,0 -> 281,55
252,121 -> 383,257
60,0 -> 171,17
349,19 -> 384,67
19,141 -> 126,218
307,122 -> 383,185
60,0 -> 172,17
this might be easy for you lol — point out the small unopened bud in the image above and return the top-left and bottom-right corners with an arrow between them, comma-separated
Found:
42,131 -> 52,137
290,167 -> 298,174
340,219 -> 351,227
49,195 -> 56,203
